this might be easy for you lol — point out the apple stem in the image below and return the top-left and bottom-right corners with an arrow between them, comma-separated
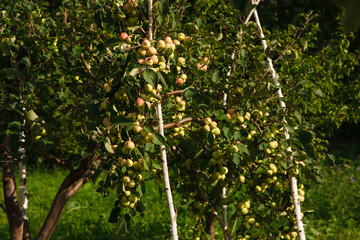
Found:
252,5 -> 306,240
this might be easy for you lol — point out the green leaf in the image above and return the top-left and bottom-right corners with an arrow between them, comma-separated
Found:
313,88 -> 324,97
81,150 -> 92,159
158,71 -> 171,89
104,137 -> 114,154
211,70 -> 220,83
135,201 -> 145,213
129,68 -> 140,76
104,38 -> 122,46
206,132 -> 215,146
112,116 -> 134,127
153,133 -> 166,145
237,143 -> 250,156
143,157 -> 150,171
19,57 -> 31,67
255,167 -> 265,174
184,87 -> 199,100
142,69 -> 158,88
108,207 -> 121,223
223,123 -> 234,139
27,110 -> 39,121
144,126 -> 156,135
257,204 -> 266,211
294,111 -> 302,123
72,46 -> 83,55
152,159 -> 162,169
232,152 -> 241,165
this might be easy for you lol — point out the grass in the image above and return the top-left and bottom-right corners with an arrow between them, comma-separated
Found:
0,166 -> 195,240
0,168 -> 117,240
303,124 -> 360,240
304,159 -> 360,240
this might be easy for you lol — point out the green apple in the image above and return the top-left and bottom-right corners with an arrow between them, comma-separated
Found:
239,175 -> 245,183
127,180 -> 136,188
269,140 -> 278,149
158,62 -> 166,71
177,57 -> 185,66
204,125 -> 211,132
124,141 -> 135,150
177,32 -> 185,41
183,36 -> 192,45
255,185 -> 262,192
137,47 -> 147,57
126,159 -> 133,168
241,207 -> 248,215
123,176 -> 131,183
231,145 -> 239,153
145,84 -> 153,92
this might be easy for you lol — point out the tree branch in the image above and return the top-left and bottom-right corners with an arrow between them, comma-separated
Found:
35,150 -> 74,172
197,186 -> 232,239
153,117 -> 202,130
34,143 -> 101,240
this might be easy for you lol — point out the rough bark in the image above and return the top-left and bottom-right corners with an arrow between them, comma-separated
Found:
2,134 -> 24,240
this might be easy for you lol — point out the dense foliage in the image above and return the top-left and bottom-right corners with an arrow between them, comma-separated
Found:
1,0 -> 359,239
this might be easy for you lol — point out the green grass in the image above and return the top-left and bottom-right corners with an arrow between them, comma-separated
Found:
0,167 -> 195,240
0,168 -> 117,240
304,160 -> 360,239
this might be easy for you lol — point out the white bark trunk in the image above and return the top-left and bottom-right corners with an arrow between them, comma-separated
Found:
149,0 -> 177,239
19,112 -> 28,223
252,8 -> 306,240
156,102 -> 178,240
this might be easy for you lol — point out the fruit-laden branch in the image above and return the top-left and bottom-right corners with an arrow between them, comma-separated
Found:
1,134 -> 24,240
197,186 -> 232,239
34,144 -> 101,240
252,6 -> 306,240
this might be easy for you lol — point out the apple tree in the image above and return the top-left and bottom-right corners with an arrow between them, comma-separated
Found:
1,0 -> 357,240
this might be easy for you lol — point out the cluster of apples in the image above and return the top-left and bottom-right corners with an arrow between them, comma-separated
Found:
117,156 -> 145,208
203,117 -> 221,137
197,57 -> 209,71
118,0 -> 139,27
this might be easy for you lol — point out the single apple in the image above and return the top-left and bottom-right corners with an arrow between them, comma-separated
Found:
177,57 -> 185,66
141,39 -> 151,49
124,140 -> 135,150
120,32 -> 128,41
177,32 -> 185,41
156,40 -> 165,49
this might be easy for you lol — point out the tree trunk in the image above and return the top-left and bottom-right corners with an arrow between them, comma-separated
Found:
205,211 -> 215,240
2,134 -> 24,240
34,154 -> 100,240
